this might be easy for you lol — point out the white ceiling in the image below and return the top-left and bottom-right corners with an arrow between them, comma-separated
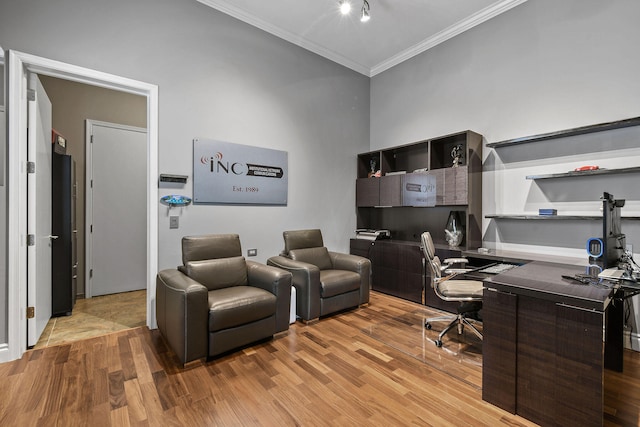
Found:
197,0 -> 528,77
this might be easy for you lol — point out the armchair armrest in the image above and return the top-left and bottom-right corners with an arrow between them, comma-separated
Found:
246,260 -> 292,333
156,269 -> 208,364
267,255 -> 321,320
329,252 -> 371,305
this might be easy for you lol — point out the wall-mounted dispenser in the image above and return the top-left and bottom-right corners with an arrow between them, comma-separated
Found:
160,194 -> 192,207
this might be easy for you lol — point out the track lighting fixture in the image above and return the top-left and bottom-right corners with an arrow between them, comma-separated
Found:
338,0 -> 371,22
339,0 -> 351,15
360,0 -> 370,22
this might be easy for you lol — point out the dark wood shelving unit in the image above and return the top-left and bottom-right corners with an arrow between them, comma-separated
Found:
353,130 -> 483,308
355,130 -> 483,249
525,166 -> 640,180
486,116 -> 640,149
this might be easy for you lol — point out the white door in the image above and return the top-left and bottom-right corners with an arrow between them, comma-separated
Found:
27,73 -> 53,346
86,121 -> 147,296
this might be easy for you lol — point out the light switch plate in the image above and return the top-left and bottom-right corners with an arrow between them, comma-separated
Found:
169,216 -> 179,229
247,248 -> 257,257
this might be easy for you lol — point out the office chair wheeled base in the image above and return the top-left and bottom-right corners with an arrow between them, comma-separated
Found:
425,302 -> 483,347
426,315 -> 483,347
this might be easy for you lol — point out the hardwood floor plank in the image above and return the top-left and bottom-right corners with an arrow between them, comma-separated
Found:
108,370 -> 127,409
118,334 -> 137,381
123,378 -> 149,425
92,367 -> 110,407
108,405 -> 130,427
89,401 -> 112,427
293,357 -> 332,384
138,381 -> 168,426
151,370 -> 177,411
1,291 -> 638,426
41,363 -> 65,418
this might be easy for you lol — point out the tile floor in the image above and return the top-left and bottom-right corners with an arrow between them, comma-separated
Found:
34,289 -> 147,349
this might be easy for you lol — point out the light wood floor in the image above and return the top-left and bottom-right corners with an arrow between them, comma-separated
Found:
35,290 -> 147,349
2,291 -> 638,426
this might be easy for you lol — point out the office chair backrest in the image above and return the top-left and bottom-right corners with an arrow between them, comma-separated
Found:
421,232 -> 443,282
421,231 -> 436,260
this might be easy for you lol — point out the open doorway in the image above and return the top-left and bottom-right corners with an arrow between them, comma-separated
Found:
32,77 -> 148,348
5,50 -> 158,362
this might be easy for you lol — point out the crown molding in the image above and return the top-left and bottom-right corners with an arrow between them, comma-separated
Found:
370,0 -> 528,76
197,0 -> 370,75
198,0 -> 528,77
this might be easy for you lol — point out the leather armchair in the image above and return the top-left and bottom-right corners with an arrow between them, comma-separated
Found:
267,229 -> 370,322
156,234 -> 292,364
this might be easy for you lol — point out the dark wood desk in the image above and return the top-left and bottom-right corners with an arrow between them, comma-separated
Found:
482,261 -> 620,427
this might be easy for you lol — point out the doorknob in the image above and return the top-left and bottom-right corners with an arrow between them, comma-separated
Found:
47,235 -> 59,240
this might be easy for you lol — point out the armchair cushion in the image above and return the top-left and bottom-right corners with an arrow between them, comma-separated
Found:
289,247 -> 332,270
320,270 -> 361,298
208,286 -> 277,332
185,256 -> 248,291
283,229 -> 324,254
182,233 -> 242,263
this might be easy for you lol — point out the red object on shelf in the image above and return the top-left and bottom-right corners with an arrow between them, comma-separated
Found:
52,129 -> 67,155
574,165 -> 599,172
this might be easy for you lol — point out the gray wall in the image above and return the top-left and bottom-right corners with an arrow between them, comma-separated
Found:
371,0 -> 639,148
372,0 -> 640,253
370,0 -> 640,345
0,0 -> 370,347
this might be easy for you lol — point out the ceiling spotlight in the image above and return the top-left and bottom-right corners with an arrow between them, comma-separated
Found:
360,0 -> 370,22
339,0 -> 351,15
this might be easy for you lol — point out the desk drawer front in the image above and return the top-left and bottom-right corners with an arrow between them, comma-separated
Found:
482,288 -> 517,413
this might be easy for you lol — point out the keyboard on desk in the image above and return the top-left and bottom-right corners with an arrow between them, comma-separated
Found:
479,263 -> 519,274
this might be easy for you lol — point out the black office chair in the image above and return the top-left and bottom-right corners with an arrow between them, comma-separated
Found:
421,231 -> 483,347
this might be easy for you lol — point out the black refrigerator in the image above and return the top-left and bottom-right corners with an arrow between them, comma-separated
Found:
52,151 -> 77,316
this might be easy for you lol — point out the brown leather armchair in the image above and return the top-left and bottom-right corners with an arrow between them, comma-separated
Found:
156,234 -> 292,364
267,229 -> 370,322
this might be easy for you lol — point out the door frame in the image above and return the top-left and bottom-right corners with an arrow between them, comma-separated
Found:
4,50 -> 158,362
85,120 -> 147,298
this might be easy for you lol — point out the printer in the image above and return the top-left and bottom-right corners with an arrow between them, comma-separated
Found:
355,229 -> 391,241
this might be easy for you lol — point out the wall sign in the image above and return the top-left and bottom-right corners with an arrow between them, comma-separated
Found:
193,138 -> 288,205
403,173 -> 436,207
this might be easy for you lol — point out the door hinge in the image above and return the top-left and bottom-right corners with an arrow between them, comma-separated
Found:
27,306 -> 35,319
90,269 -> 93,279
90,135 -> 94,143
27,161 -> 35,174
27,89 -> 36,102
27,234 -> 35,246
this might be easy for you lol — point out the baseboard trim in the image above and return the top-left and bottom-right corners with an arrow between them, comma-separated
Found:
0,343 -> 10,363
630,331 -> 640,352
